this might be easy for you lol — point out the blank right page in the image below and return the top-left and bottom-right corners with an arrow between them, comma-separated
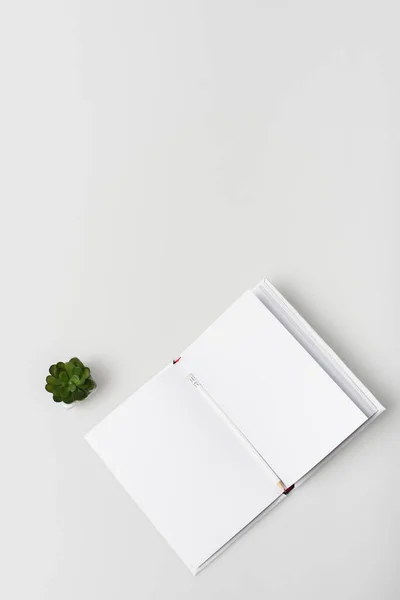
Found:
182,291 -> 367,486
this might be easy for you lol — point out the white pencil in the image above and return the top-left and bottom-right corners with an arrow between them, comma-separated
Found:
186,372 -> 287,492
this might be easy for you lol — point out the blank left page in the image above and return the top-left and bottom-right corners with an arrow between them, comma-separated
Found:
85,363 -> 281,574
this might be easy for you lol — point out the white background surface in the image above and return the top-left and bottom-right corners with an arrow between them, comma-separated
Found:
1,1 -> 399,598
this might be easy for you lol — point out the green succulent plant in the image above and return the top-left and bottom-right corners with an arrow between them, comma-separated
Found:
45,357 -> 96,404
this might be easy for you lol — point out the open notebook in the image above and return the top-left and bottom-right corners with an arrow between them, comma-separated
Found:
86,279 -> 384,574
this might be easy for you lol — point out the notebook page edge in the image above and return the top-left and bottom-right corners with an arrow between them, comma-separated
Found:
253,278 -> 385,417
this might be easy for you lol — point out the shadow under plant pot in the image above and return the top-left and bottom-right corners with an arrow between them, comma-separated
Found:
45,358 -> 97,409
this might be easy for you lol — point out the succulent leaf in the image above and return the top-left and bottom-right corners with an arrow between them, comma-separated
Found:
70,357 -> 84,368
68,383 -> 77,392
59,371 -> 68,383
56,362 -> 65,370
79,367 -> 90,384
45,383 -> 53,392
53,395 -> 63,402
65,361 -> 75,378
60,387 -> 70,399
49,364 -> 59,377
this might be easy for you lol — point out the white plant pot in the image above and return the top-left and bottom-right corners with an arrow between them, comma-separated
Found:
62,400 -> 78,410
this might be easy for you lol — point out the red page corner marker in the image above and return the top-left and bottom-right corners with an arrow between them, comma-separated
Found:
173,357 -> 181,365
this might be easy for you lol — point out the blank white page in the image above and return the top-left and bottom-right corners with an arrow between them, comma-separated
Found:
181,291 -> 367,486
86,363 -> 281,574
